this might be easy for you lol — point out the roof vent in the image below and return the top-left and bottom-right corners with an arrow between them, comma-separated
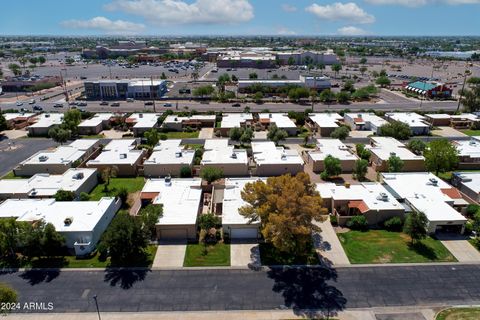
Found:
377,192 -> 389,201
469,140 -> 477,146
45,114 -> 50,118
231,152 -> 237,159
175,151 -> 182,158
357,114 -> 362,118
390,152 -> 396,157
139,113 -> 143,118
165,175 -> 172,186
281,153 -> 287,160
64,217 -> 73,226
429,178 -> 438,186
119,153 -> 127,159
39,155 -> 49,162
73,172 -> 84,180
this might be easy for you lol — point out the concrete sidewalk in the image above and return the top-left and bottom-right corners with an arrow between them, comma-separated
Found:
313,218 -> 350,266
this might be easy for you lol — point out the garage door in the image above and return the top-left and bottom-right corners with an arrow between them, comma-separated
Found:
159,229 -> 187,240
231,228 -> 258,239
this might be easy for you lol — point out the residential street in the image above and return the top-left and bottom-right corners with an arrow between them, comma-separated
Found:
2,264 -> 480,315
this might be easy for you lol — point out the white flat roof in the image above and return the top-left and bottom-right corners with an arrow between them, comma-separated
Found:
316,182 -> 403,211
127,113 -> 160,129
142,178 -> 202,225
221,113 -> 253,128
386,112 -> 429,128
368,137 -> 425,161
223,178 -> 264,225
145,140 -> 195,165
425,113 -> 479,121
425,113 -> 451,119
453,138 -> 480,159
259,113 -> 296,129
0,197 -> 116,232
29,113 -> 64,128
454,172 -> 480,194
78,113 -> 115,128
345,113 -> 388,128
382,172 -> 467,223
87,139 -> 142,165
163,115 -> 216,124
252,141 -> 303,165
309,113 -> 342,129
3,113 -> 36,121
0,168 -> 97,197
201,139 -> 248,165
309,139 -> 358,162
22,139 -> 99,166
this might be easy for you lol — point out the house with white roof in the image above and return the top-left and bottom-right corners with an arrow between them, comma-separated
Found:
126,113 -> 161,136
86,139 -> 145,176
344,113 -> 388,134
3,112 -> 37,130
452,138 -> 480,169
218,113 -> 253,136
308,113 -> 343,137
0,197 -> 121,256
306,139 -> 358,173
424,113 -> 480,128
258,113 -> 297,136
201,139 -> 249,176
452,172 -> 480,203
162,115 -> 216,132
222,178 -> 263,239
385,112 -> 430,135
316,182 -> 404,226
382,172 -> 467,233
144,140 -> 195,177
367,137 -> 425,172
0,168 -> 97,200
252,141 -> 304,176
28,113 -> 64,136
140,178 -> 202,240
78,113 -> 121,135
14,139 -> 100,176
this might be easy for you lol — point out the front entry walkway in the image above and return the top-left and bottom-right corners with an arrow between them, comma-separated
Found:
152,242 -> 187,268
230,240 -> 261,268
313,218 -> 350,266
437,233 -> 480,262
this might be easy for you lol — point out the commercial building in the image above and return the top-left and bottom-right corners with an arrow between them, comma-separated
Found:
162,115 -> 216,132
0,168 -> 97,200
308,113 -> 343,137
28,113 -> 64,136
382,172 -> 467,233
344,113 -> 388,134
367,137 -> 425,172
125,113 -> 161,136
78,113 -> 121,135
3,112 -> 37,130
385,112 -> 430,136
317,182 -> 404,226
258,113 -> 298,136
452,138 -> 480,169
0,76 -> 61,92
144,140 -> 195,177
252,141 -> 304,176
222,178 -> 263,239
306,139 -> 358,173
238,75 -> 331,92
276,50 -> 339,65
140,178 -> 202,240
86,139 -> 145,176
0,197 -> 121,256
218,113 -> 253,136
424,113 -> 480,129
452,172 -> 480,203
216,51 -> 277,69
15,139 -> 100,176
84,79 -> 167,100
404,81 -> 452,99
201,139 -> 249,176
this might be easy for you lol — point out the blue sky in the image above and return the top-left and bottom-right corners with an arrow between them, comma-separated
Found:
1,0 -> 479,36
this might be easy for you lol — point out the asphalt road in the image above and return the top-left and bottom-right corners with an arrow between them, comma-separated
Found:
0,138 -> 58,177
1,264 -> 480,315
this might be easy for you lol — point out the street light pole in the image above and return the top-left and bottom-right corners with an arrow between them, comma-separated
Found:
93,295 -> 101,320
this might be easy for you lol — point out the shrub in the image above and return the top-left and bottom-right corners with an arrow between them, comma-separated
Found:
346,215 -> 368,231
466,204 -> 480,218
464,221 -> 473,235
159,134 -> 168,140
330,215 -> 338,226
115,187 -> 128,205
79,192 -> 91,201
180,166 -> 192,178
383,216 -> 404,232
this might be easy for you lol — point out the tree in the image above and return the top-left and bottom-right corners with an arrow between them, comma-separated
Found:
38,56 -> 46,65
239,173 -> 327,255
249,72 -> 258,79
359,66 -> 368,76
201,167 -> 224,183
8,63 -> 21,76
101,166 -> 118,192
403,211 -> 428,244
79,192 -> 91,201
54,190 -> 75,201
267,124 -> 288,145
342,80 -> 355,93
460,77 -> 480,112
356,144 -> 371,161
354,159 -> 369,181
0,114 -> 7,132
359,57 -> 367,64
0,218 -> 20,258
424,139 -> 459,176
376,76 -> 391,87
0,283 -> 18,314
48,127 -> 71,144
144,129 -> 160,147
321,155 -> 342,180
139,204 -> 163,239
29,57 -> 38,65
180,166 -> 192,178
253,91 -> 264,103
160,72 -> 167,79
62,109 -> 82,134
65,57 -> 75,65
332,63 -> 342,78
330,126 -> 350,140
378,121 -> 411,140
407,139 -> 426,155
288,87 -> 310,101
287,57 -> 295,65
336,91 -> 350,104
319,89 -> 335,103
229,127 -> 242,141
387,155 -> 404,172
198,213 -> 221,231
193,85 -> 214,97
240,127 -> 254,144
42,223 -> 65,257
116,187 -> 128,205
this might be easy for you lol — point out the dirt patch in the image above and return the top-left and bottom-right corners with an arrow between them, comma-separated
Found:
374,254 -> 393,263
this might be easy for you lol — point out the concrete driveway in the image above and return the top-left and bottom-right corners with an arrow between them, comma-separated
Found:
152,242 -> 187,268
230,240 -> 260,267
313,218 -> 350,266
198,128 -> 213,139
437,233 -> 480,262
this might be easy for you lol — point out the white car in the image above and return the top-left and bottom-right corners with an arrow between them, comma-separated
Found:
16,101 -> 23,107
29,99 -> 36,104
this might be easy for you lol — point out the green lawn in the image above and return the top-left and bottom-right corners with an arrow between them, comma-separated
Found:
89,177 -> 145,201
79,134 -> 106,139
164,131 -> 199,139
436,307 -> 480,320
1,171 -> 26,179
183,243 -> 230,267
338,230 -> 456,264
259,243 -> 319,265
436,170 -> 480,182
461,129 -> 480,137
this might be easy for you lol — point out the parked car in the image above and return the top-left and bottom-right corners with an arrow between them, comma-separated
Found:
28,99 -> 36,105
232,103 -> 241,107
80,76 -> 87,80
33,105 -> 43,111
53,103 -> 64,108
126,98 -> 134,103
77,102 -> 87,107
16,101 -> 23,107
110,102 -> 120,107
163,103 -> 172,107
144,101 -> 153,106
99,101 -> 108,106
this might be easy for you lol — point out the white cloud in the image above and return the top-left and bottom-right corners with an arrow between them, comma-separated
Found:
277,27 -> 297,35
365,0 -> 479,6
306,2 -> 375,24
61,16 -> 145,34
281,4 -> 297,12
337,26 -> 368,35
104,0 -> 254,25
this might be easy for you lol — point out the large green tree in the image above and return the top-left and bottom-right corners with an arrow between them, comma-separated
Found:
354,159 -> 369,181
321,155 -> 342,180
267,124 -> 288,145
387,155 -> 404,172
424,139 -> 459,176
379,121 -> 411,140
144,129 -> 160,147
403,211 -> 429,244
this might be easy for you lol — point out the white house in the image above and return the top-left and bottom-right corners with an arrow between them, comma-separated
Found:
78,113 -> 120,135
452,138 -> 480,169
385,112 -> 430,135
344,113 -> 388,134
201,139 -> 249,176
258,113 -> 298,136
308,113 -> 343,137
28,113 -> 64,136
367,137 -> 425,172
143,140 -> 195,177
252,141 -> 304,176
306,139 -> 358,173
452,172 -> 480,203
126,113 -> 160,136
